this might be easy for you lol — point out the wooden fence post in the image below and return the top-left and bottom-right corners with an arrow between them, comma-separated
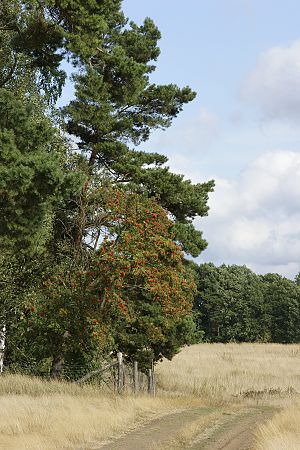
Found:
117,352 -> 124,393
152,368 -> 156,396
133,361 -> 139,393
148,368 -> 155,395
147,361 -> 156,396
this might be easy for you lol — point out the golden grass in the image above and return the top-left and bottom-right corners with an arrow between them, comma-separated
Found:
1,343 -> 300,449
156,343 -> 300,404
156,343 -> 300,449
0,374 -> 200,450
254,401 -> 300,450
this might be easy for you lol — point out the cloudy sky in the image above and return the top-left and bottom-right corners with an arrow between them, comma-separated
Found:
120,0 -> 300,279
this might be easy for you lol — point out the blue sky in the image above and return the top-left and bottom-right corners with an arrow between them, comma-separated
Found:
123,0 -> 300,116
122,0 -> 300,175
120,1 -> 300,279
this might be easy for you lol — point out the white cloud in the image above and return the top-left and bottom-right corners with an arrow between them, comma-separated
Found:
197,150 -> 300,279
242,39 -> 300,122
231,218 -> 270,250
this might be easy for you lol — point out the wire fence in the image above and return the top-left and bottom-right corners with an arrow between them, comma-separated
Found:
1,355 -> 156,395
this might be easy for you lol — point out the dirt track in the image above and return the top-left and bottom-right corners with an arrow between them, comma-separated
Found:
190,408 -> 274,450
90,406 -> 274,450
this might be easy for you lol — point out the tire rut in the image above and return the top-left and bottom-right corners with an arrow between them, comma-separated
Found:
88,406 -> 275,450
190,408 -> 275,450
88,407 -> 214,450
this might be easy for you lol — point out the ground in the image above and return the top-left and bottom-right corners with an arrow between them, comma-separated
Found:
91,406 -> 275,450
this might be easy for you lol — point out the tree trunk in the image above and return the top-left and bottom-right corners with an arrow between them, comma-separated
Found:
50,331 -> 70,379
0,325 -> 6,374
51,353 -> 65,379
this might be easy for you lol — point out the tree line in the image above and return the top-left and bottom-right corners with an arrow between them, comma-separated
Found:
193,263 -> 300,344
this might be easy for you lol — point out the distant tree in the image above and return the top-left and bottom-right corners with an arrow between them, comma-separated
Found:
294,272 -> 300,286
261,273 -> 300,343
194,263 -> 269,342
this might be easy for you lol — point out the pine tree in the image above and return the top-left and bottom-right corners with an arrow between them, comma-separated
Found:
1,0 -> 214,255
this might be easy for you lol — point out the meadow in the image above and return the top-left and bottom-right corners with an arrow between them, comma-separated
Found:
157,343 -> 300,449
0,343 -> 299,449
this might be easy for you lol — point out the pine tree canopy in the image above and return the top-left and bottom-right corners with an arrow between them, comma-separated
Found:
1,0 -> 214,256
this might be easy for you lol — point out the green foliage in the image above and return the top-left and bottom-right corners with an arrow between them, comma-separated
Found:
1,0 -> 213,379
15,189 -> 197,376
194,263 -> 300,344
261,273 -> 300,343
195,263 -> 267,342
0,89 -> 79,256
0,0 -> 65,100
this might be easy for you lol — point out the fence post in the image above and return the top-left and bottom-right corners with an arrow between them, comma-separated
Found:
117,352 -> 124,393
133,361 -> 139,393
148,368 -> 151,394
148,368 -> 155,395
147,361 -> 156,396
152,367 -> 156,396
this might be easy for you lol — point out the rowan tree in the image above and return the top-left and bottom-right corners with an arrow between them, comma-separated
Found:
88,188 -> 198,366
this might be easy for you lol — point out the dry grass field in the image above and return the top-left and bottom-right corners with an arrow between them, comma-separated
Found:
0,375 -> 199,450
0,343 -> 299,449
156,343 -> 300,403
156,343 -> 300,449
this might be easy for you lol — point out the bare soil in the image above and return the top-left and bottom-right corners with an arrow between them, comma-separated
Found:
89,406 -> 274,450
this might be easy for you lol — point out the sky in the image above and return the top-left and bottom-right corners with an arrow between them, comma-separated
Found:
116,0 -> 300,279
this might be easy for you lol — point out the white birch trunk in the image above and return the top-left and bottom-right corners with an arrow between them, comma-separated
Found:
0,325 -> 6,374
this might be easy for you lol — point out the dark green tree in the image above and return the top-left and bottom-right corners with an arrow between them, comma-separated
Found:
0,88 -> 84,371
261,273 -> 300,343
194,263 -> 269,342
62,10 -> 214,254
0,0 -> 65,101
